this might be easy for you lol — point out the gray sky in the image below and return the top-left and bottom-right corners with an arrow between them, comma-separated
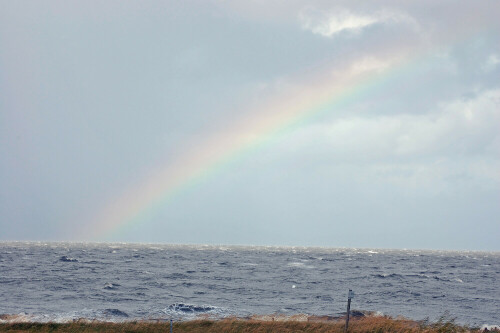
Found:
1,1 -> 499,250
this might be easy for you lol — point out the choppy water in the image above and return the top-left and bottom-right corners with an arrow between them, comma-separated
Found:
0,242 -> 498,326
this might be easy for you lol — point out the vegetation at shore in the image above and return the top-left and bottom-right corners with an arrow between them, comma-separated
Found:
0,315 -> 494,333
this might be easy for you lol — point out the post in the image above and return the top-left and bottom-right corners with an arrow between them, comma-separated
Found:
344,289 -> 353,333
170,319 -> 173,333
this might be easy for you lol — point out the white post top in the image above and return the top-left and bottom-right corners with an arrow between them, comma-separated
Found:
348,290 -> 354,299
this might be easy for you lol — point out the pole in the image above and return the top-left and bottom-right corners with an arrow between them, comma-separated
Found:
344,289 -> 353,333
170,319 -> 173,333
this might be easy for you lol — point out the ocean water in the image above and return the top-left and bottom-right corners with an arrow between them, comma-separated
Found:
0,242 -> 498,326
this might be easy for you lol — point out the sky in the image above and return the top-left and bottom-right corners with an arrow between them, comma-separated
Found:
1,1 -> 499,250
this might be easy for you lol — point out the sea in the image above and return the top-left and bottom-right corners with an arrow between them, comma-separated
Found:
0,242 -> 498,327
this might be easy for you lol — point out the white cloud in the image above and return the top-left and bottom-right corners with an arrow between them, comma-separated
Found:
356,158 -> 500,194
348,56 -> 392,76
482,54 -> 500,72
276,89 -> 500,192
299,8 -> 417,38
324,89 -> 498,158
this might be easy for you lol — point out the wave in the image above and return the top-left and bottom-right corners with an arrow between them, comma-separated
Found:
103,283 -> 121,290
0,308 -> 130,323
162,303 -> 229,319
164,303 -> 221,314
481,324 -> 500,331
287,262 -> 315,269
102,309 -> 129,317
59,256 -> 78,262
372,273 -> 404,279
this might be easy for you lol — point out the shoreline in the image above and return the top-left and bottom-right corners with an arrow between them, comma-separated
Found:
1,313 -> 499,332
0,318 -> 498,333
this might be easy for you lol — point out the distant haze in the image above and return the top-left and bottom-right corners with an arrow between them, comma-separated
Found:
1,1 -> 499,250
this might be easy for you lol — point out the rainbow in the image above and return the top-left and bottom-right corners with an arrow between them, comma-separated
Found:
82,45 -> 436,240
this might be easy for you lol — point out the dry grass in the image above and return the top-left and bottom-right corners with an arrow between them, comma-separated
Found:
0,316 -> 491,333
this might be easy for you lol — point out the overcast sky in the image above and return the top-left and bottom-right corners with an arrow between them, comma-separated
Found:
1,1 -> 499,250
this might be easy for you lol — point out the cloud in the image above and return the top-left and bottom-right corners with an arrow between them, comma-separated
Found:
348,56 -> 392,75
299,8 -> 417,37
482,54 -> 500,72
346,89 -> 497,158
275,88 -> 500,192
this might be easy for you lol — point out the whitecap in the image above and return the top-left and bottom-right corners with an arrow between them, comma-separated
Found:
162,303 -> 230,320
103,282 -> 120,290
288,262 -> 315,269
481,324 -> 500,331
288,262 -> 305,267
59,256 -> 78,262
